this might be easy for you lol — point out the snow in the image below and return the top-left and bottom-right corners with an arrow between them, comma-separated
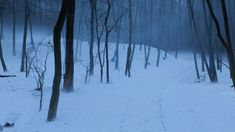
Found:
1,33 -> 235,132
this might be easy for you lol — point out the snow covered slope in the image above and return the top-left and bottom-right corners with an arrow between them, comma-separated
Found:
0,37 -> 235,132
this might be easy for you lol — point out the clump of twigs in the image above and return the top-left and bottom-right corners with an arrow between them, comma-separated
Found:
29,41 -> 52,111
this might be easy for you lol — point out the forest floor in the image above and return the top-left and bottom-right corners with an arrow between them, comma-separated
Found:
0,35 -> 235,132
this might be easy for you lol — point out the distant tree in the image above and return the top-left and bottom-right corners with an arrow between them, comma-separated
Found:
0,0 -> 7,72
94,0 -> 105,83
12,0 -> 17,56
0,38 -> 7,72
111,0 -> 125,70
104,0 -> 111,83
89,0 -> 95,76
125,0 -> 133,77
20,0 -> 30,75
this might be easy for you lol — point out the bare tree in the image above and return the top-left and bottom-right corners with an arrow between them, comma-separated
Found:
12,0 -> 17,56
20,0 -> 30,73
0,0 -> 7,72
48,0 -> 67,122
31,44 -> 51,111
125,0 -> 133,77
63,0 -> 75,91
205,0 -> 235,87
89,0 -> 95,76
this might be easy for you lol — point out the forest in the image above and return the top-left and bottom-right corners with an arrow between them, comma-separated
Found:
0,0 -> 235,131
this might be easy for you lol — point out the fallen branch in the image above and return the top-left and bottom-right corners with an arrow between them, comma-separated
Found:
0,75 -> 16,78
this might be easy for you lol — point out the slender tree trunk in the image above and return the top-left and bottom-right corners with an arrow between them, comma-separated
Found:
29,17 -> 35,49
105,31 -> 110,83
63,0 -> 75,92
12,0 -> 16,56
201,51 -> 205,72
144,45 -> 151,69
47,0 -> 67,122
75,8 -> 83,61
156,48 -> 160,67
97,38 -> 103,82
0,38 -> 7,72
194,51 -> 200,80
20,0 -> 30,72
89,0 -> 95,75
125,0 -> 132,77
104,0 -> 111,83
115,30 -> 120,69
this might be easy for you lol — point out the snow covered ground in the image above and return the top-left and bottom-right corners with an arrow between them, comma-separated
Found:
1,33 -> 235,132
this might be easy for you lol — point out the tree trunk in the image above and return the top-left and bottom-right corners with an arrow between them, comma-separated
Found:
47,0 -> 67,122
89,0 -> 95,75
0,38 -> 7,72
104,0 -> 111,83
63,0 -> 75,92
125,0 -> 132,77
156,48 -> 160,67
29,17 -> 35,49
20,0 -> 30,72
12,0 -> 16,56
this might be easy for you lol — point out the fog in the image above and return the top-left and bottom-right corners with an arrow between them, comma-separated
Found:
0,0 -> 235,132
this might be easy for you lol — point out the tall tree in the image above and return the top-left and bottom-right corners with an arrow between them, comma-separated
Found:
63,0 -> 75,91
125,0 -> 133,77
205,0 -> 235,87
20,0 -> 30,73
12,0 -> 17,56
0,0 -> 7,72
48,0 -> 67,121
89,0 -> 95,76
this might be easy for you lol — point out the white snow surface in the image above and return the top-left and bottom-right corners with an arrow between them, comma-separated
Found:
0,32 -> 235,132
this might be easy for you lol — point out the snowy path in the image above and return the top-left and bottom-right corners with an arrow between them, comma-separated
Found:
1,45 -> 235,132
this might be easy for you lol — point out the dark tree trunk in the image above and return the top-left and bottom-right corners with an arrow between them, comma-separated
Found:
105,31 -> 110,83
115,30 -> 120,69
125,0 -> 132,77
205,0 -> 235,87
12,0 -> 16,56
63,0 -> 75,92
0,38 -> 7,72
144,45 -> 151,69
201,51 -> 205,72
20,0 -> 30,72
89,0 -> 95,76
202,0 -> 218,82
47,0 -> 67,122
194,51 -> 200,80
104,0 -> 111,83
29,17 -> 35,49
156,48 -> 160,67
